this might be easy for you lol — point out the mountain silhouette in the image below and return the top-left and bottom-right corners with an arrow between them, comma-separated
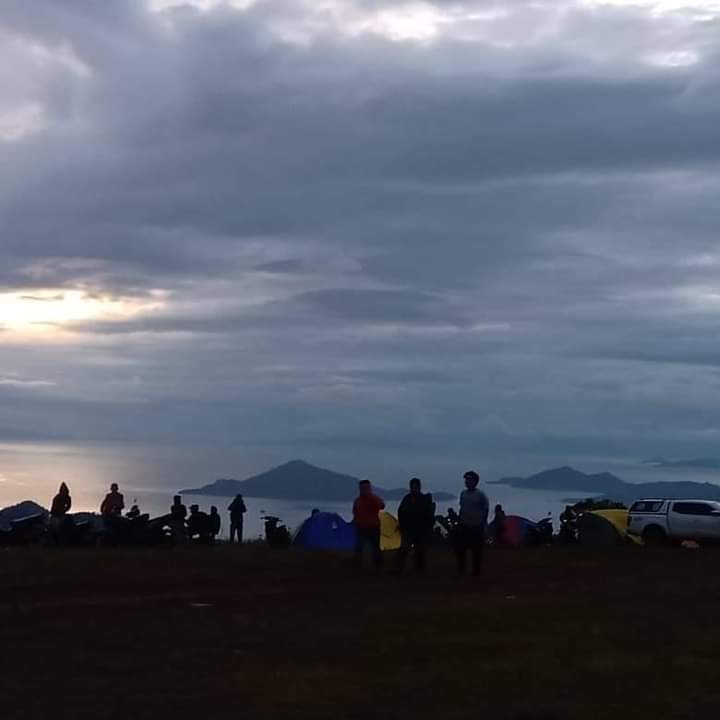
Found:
641,457 -> 720,470
494,466 -> 627,493
493,465 -> 720,502
180,459 -> 455,502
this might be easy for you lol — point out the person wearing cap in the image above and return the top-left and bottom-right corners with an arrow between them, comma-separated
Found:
100,483 -> 125,518
395,477 -> 435,574
455,470 -> 489,576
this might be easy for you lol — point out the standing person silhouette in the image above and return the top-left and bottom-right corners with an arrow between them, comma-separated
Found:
352,480 -> 385,570
455,471 -> 489,577
209,506 -> 221,543
395,478 -> 435,574
100,483 -> 124,517
170,495 -> 188,542
228,494 -> 247,543
490,504 -> 507,546
50,482 -> 72,519
100,483 -> 125,539
187,504 -> 211,543
49,482 -> 72,544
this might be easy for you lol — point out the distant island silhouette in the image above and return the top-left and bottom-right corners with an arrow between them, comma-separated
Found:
641,457 -> 720,470
180,459 -> 456,502
493,465 -> 720,502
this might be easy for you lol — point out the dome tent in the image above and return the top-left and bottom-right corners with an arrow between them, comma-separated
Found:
293,512 -> 356,551
502,515 -> 536,547
592,509 -> 629,535
578,509 -> 628,548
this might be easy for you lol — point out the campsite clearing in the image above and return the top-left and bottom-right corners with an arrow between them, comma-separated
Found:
1,545 -> 718,719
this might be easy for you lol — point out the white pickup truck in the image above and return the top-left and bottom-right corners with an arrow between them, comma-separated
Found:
628,499 -> 720,546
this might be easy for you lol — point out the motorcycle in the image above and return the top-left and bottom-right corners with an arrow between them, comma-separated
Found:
526,515 -> 553,546
263,515 -> 291,549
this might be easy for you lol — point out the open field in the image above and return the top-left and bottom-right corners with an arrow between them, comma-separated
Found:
1,544 -> 719,719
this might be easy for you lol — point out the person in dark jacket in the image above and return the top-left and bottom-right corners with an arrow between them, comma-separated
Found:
49,482 -> 72,545
187,505 -> 212,544
559,504 -> 578,544
100,483 -> 125,537
490,504 -> 507,545
209,506 -> 221,542
170,495 -> 187,523
170,495 -> 188,542
100,483 -> 124,517
50,482 -> 72,518
228,494 -> 247,543
395,477 -> 435,573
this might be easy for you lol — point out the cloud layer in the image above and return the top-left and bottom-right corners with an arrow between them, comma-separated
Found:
2,0 -> 720,477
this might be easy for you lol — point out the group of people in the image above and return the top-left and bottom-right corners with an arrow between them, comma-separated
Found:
47,470 -> 493,570
352,470 -> 490,576
48,482 -> 248,545
166,495 -> 222,543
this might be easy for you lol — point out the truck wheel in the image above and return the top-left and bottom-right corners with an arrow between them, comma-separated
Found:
643,526 -> 668,547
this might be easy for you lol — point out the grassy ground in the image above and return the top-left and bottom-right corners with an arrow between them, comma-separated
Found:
0,543 -> 718,719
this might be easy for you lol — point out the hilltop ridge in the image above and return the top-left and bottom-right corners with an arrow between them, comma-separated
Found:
181,460 -> 455,502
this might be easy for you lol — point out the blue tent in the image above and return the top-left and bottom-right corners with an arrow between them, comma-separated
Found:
293,512 -> 356,551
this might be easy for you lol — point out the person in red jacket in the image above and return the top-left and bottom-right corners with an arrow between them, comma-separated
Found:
352,479 -> 385,570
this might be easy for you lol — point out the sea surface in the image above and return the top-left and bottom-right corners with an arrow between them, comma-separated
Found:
2,441 -> 720,540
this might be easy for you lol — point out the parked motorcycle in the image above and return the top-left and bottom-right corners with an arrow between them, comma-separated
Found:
526,515 -> 553,546
263,515 -> 291,549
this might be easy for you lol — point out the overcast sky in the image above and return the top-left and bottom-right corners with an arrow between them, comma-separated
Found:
1,0 -> 720,483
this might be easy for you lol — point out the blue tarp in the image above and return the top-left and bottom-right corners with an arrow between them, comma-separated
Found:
293,512 -> 356,551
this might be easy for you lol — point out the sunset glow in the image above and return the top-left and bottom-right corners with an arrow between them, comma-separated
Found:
0,290 -> 162,335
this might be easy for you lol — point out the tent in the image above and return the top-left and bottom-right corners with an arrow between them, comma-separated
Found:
577,510 -> 628,548
501,515 -> 536,547
379,511 -> 402,551
593,509 -> 630,537
0,500 -> 48,533
293,512 -> 356,551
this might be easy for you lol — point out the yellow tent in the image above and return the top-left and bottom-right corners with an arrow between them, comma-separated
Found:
590,509 -> 641,544
379,511 -> 402,551
591,509 -> 629,537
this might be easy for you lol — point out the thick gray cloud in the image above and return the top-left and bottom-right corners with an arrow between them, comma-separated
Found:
2,0 -> 720,483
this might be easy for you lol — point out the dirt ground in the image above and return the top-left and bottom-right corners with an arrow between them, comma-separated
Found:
1,543 -> 719,719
